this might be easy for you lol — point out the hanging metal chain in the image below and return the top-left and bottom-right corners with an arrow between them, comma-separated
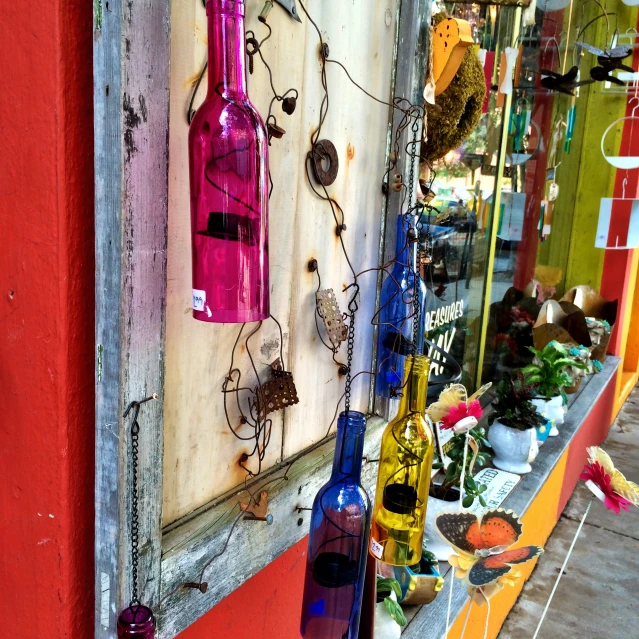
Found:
343,283 -> 360,413
123,394 -> 156,607
407,117 -> 419,215
407,119 -> 423,356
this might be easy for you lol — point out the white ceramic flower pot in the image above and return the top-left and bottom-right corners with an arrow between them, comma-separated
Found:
487,419 -> 537,474
424,496 -> 460,561
528,433 -> 540,462
374,591 -> 402,639
546,395 -> 566,425
531,397 -> 559,437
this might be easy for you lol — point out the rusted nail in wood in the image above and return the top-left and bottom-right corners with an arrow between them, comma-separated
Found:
184,582 -> 208,594
244,514 -> 274,525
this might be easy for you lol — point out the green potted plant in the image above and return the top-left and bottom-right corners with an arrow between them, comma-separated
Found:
521,340 -> 587,435
488,373 -> 546,474
424,426 -> 491,560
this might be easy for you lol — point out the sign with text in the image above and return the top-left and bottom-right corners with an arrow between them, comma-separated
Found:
468,467 -> 521,514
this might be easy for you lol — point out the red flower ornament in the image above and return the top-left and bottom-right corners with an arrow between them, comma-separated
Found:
440,399 -> 483,432
580,461 -> 633,514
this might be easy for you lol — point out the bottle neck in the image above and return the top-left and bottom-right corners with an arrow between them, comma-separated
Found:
398,355 -> 429,415
331,413 -> 366,480
207,0 -> 248,99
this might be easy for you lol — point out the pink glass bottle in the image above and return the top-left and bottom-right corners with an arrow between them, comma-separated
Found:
117,604 -> 155,638
188,0 -> 269,323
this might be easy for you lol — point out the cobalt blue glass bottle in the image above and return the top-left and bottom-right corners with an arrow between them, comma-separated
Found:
300,411 -> 371,639
375,214 -> 427,398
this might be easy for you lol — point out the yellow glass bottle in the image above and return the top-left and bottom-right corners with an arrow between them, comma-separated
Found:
370,355 -> 434,566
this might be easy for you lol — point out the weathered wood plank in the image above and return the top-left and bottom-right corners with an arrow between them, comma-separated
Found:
162,0 -> 285,526
94,0 -> 124,634
94,0 -> 171,636
158,415 -> 387,639
162,0 -> 400,524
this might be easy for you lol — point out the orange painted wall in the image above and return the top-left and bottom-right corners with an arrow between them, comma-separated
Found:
448,451 -> 568,639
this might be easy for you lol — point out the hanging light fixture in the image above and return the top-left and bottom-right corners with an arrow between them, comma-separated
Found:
370,355 -> 434,566
189,0 -> 270,323
375,214 -> 427,398
300,411 -> 371,638
117,397 -> 157,639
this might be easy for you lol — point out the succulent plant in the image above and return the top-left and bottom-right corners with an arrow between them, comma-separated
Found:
376,577 -> 407,627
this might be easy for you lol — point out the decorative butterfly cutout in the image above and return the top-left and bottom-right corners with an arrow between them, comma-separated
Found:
539,66 -> 594,96
427,383 -> 492,432
435,509 -> 542,588
580,447 -> 639,513
578,42 -> 634,86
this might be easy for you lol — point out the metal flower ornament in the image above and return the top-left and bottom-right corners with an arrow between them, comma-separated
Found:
428,383 -> 491,434
532,447 -> 639,638
428,383 -> 508,639
580,446 -> 639,513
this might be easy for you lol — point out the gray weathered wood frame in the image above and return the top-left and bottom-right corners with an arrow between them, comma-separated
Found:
94,0 -> 171,636
93,1 -> 430,638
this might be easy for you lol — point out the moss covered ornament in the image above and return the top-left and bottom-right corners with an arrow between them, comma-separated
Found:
422,17 -> 486,163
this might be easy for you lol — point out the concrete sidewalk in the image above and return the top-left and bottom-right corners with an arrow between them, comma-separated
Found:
500,385 -> 639,639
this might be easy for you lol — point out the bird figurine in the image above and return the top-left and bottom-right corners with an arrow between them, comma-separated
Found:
578,41 -> 634,86
539,65 -> 594,96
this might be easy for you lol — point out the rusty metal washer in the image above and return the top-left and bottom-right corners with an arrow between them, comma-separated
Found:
310,139 -> 339,186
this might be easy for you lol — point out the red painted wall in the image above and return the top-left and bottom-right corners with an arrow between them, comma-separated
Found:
177,539 -> 307,639
0,1 -> 95,637
557,369 -> 618,517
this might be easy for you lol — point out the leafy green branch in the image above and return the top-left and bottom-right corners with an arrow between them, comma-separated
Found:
376,578 -> 407,627
430,427 -> 492,507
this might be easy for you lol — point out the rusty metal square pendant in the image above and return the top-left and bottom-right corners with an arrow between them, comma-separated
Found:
316,288 -> 348,349
255,361 -> 299,420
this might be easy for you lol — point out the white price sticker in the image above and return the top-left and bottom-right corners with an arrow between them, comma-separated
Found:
370,538 -> 384,559
192,289 -> 206,312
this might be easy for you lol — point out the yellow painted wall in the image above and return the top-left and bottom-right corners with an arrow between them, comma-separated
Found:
564,3 -> 638,290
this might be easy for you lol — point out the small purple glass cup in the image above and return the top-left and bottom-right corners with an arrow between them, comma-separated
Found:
117,604 -> 156,639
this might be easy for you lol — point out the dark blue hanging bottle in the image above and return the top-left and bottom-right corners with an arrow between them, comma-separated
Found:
300,411 -> 371,639
375,214 -> 427,398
